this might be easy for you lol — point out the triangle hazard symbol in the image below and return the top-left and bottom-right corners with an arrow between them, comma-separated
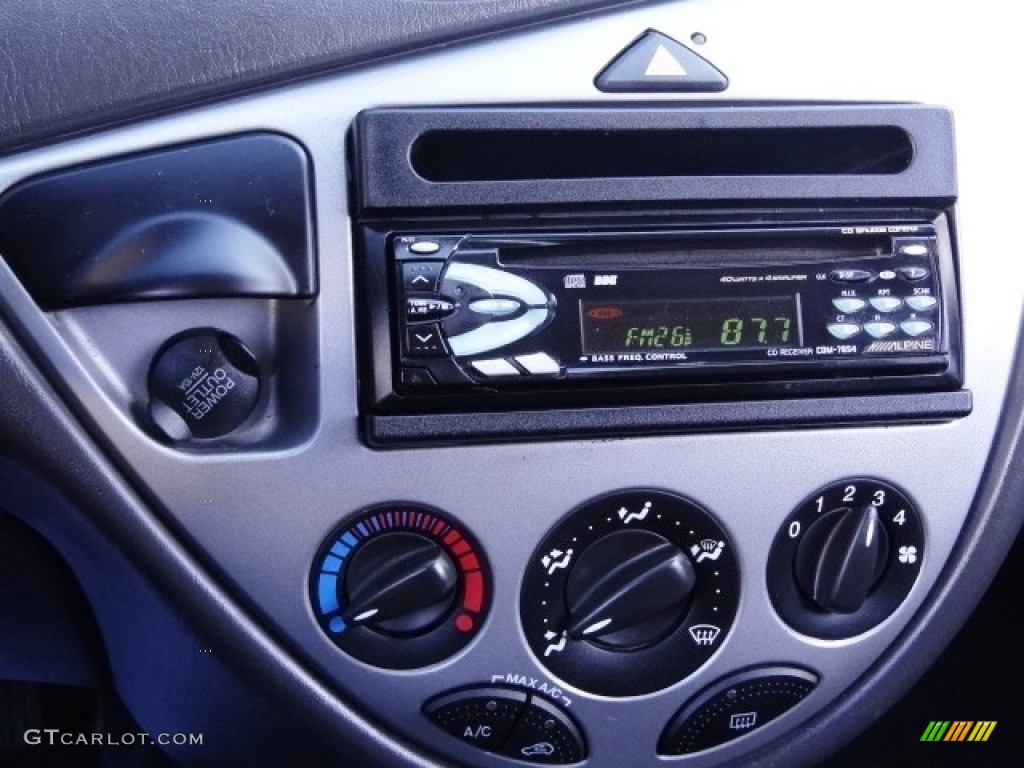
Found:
644,45 -> 687,77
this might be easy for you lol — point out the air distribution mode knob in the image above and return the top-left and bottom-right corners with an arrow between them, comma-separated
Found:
311,504 -> 491,669
521,490 -> 739,697
793,505 -> 889,613
565,529 -> 696,650
148,328 -> 260,441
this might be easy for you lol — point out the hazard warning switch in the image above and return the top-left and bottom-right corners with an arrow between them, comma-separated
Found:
595,29 -> 728,92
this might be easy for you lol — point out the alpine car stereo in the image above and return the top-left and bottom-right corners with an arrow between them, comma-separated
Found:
352,105 -> 968,444
384,222 -> 953,388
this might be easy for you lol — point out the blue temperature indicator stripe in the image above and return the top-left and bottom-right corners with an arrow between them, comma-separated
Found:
329,542 -> 352,559
341,532 -> 358,548
321,554 -> 344,573
356,522 -> 371,537
317,573 -> 340,614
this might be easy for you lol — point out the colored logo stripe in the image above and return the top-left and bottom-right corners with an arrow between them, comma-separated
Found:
968,721 -> 997,742
920,720 -> 996,742
944,721 -> 973,741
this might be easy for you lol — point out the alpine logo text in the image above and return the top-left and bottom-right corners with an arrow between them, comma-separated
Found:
864,339 -> 936,353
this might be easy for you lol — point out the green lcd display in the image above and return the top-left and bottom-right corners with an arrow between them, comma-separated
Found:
580,297 -> 800,355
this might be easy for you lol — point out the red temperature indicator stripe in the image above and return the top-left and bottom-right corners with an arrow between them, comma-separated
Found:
459,553 -> 481,571
444,530 -> 462,547
463,571 -> 485,612
450,539 -> 471,556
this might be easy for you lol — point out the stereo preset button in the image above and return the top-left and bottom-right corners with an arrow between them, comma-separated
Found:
897,266 -> 930,281
905,295 -> 938,311
407,297 -> 456,322
863,322 -> 897,339
471,359 -> 520,377
901,320 -> 934,337
516,353 -> 561,375
868,297 -> 903,313
830,269 -> 874,284
403,262 -> 444,293
469,298 -> 523,317
406,325 -> 447,357
832,298 -> 866,314
899,243 -> 930,257
826,323 -> 861,340
409,241 -> 441,255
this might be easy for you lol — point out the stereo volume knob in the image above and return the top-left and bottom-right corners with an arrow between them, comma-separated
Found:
565,530 -> 696,649
793,506 -> 889,613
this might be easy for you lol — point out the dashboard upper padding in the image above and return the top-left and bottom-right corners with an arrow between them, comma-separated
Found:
0,0 -> 636,155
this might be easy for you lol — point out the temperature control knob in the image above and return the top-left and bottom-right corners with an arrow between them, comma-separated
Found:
521,490 -> 739,697
768,478 -> 924,639
310,504 -> 490,669
343,532 -> 457,634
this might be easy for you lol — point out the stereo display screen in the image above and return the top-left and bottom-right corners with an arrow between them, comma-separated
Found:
580,297 -> 801,354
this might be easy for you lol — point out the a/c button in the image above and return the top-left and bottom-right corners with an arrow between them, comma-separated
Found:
424,687 -> 527,752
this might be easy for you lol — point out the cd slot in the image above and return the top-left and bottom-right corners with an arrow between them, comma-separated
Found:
497,234 -> 889,268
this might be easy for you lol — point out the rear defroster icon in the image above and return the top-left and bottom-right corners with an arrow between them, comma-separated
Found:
688,624 -> 721,646
729,712 -> 758,730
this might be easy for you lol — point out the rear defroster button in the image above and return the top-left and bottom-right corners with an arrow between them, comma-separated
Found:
658,667 -> 817,755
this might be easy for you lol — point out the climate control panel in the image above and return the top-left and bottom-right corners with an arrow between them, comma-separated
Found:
309,480 -> 926,762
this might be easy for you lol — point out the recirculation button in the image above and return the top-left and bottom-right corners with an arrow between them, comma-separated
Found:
500,693 -> 586,764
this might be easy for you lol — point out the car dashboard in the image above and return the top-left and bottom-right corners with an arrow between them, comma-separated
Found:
0,1 -> 1021,766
